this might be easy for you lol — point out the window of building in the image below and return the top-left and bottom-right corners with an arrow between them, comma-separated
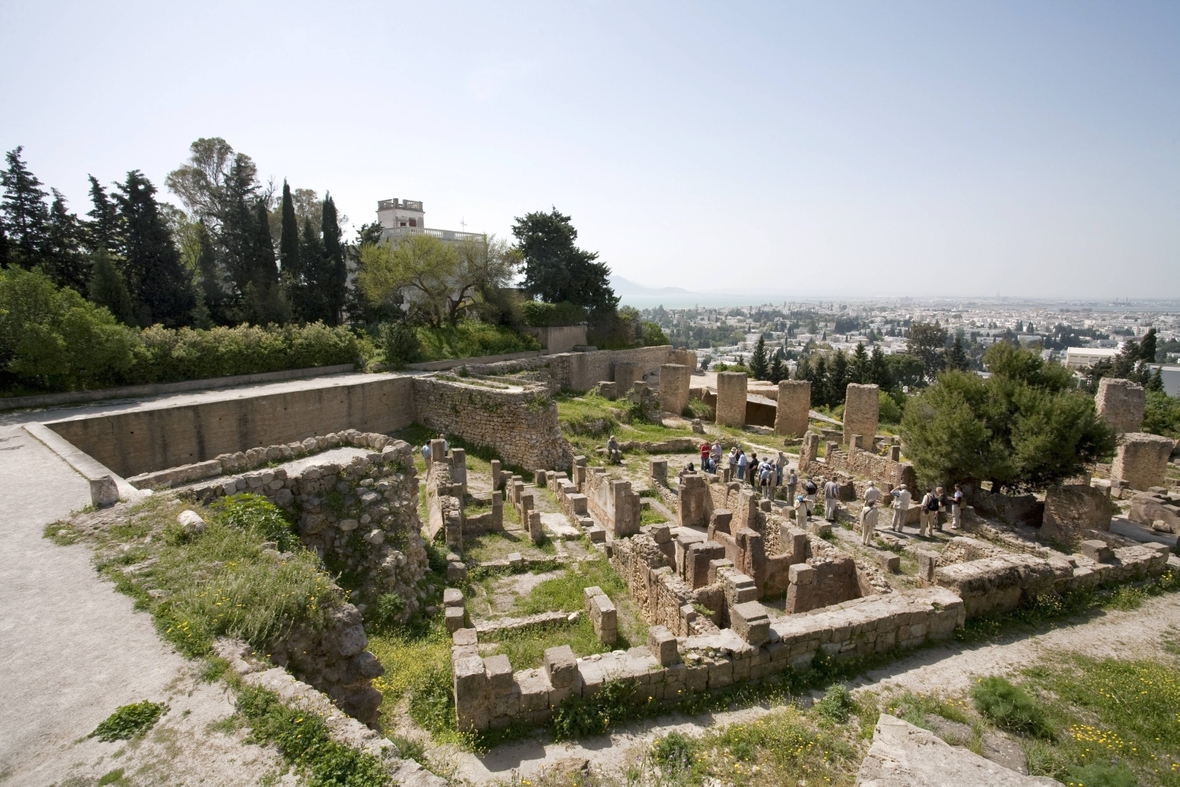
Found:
409,218 -> 417,227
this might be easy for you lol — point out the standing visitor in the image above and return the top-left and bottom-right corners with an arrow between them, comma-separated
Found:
860,499 -> 879,545
951,484 -> 964,530
890,484 -> 911,532
823,477 -> 840,522
787,467 -> 798,503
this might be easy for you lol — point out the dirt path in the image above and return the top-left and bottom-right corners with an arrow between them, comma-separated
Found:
0,424 -> 293,787
446,592 -> 1180,785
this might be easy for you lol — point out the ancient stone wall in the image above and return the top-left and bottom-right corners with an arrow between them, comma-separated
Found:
185,434 -> 428,623
715,372 -> 748,427
1112,432 -> 1174,491
582,467 -> 640,536
842,383 -> 880,445
411,377 -> 568,470
609,534 -> 702,636
49,376 -> 416,478
785,554 -> 862,613
659,364 -> 691,415
1040,484 -> 1114,549
799,438 -> 917,492
775,380 -> 811,437
425,452 -> 464,553
667,348 -> 698,371
1096,378 -> 1146,433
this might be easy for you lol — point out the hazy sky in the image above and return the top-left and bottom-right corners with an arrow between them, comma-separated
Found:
2,1 -> 1178,299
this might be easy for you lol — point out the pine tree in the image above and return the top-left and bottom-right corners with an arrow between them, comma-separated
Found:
299,217 -> 326,321
1140,328 -> 1158,364
812,355 -> 830,408
851,342 -> 870,383
1,146 -> 50,268
321,194 -> 347,326
88,248 -> 136,325
117,170 -> 195,326
946,335 -> 969,372
768,350 -> 785,384
749,335 -> 769,380
870,346 -> 892,390
1146,367 -> 1164,393
830,350 -> 849,404
86,175 -> 121,253
795,355 -> 811,383
43,190 -> 90,292
218,155 -> 260,300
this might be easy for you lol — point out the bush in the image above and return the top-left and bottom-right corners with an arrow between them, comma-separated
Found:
379,322 -> 422,369
650,730 -> 698,772
90,700 -> 168,741
971,676 -> 1054,739
816,683 -> 853,723
878,390 -> 904,424
414,320 -> 540,361
641,321 -> 669,346
520,300 -> 585,327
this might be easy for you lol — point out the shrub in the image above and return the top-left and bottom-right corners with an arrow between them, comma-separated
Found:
971,676 -> 1054,739
414,320 -> 540,361
816,683 -> 853,723
521,300 -> 586,327
379,322 -> 422,369
641,321 -> 669,346
90,700 -> 168,741
649,730 -> 698,772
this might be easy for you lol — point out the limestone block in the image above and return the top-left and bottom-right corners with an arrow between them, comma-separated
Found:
568,493 -> 588,515
730,601 -> 770,646
648,625 -> 680,666
716,372 -> 748,427
1041,484 -> 1114,548
452,628 -> 477,647
659,364 -> 691,415
842,383 -> 880,445
445,606 -> 466,633
177,509 -> 205,536
587,524 -> 607,543
775,379 -> 811,437
90,475 -> 119,508
544,645 -> 578,689
789,563 -> 815,585
650,524 -> 673,544
916,550 -> 940,582
613,360 -> 639,392
1080,540 -> 1114,563
447,560 -> 467,584
650,459 -> 668,485
1096,378 -> 1146,433
443,588 -> 464,608
1112,433 -> 1174,491
484,654 -> 514,693
877,551 -> 901,573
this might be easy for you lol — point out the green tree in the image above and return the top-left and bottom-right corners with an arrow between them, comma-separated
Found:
357,233 -> 459,328
116,170 -> 195,327
247,200 -> 284,324
86,175 -> 121,253
901,344 -> 1116,491
278,180 -> 301,286
642,321 -> 669,346
1143,390 -> 1180,439
907,321 -> 948,383
320,194 -> 347,325
749,335 -> 769,380
850,342 -> 870,383
43,189 -> 89,293
768,350 -> 786,384
869,345 -> 892,390
946,334 -> 969,372
811,354 -> 830,407
1139,328 -> 1157,363
1,146 -> 50,268
829,349 -> 849,403
512,208 -> 617,321
87,248 -> 136,325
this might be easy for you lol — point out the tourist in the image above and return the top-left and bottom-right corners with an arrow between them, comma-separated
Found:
776,451 -> 787,486
823,477 -> 840,522
759,459 -> 773,497
890,484 -> 911,532
935,485 -> 946,531
796,492 -> 809,528
864,480 -> 880,507
438,433 -> 449,455
748,452 -> 759,488
951,484 -> 964,530
679,462 -> 696,483
607,435 -> 622,464
711,441 -> 723,469
919,487 -> 939,537
736,449 -> 748,481
786,467 -> 798,502
860,499 -> 879,546
421,443 -> 431,462
700,441 -> 711,471
803,476 -> 818,516
728,447 -> 740,478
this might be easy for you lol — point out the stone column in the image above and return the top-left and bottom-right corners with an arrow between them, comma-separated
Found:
613,360 -> 639,393
715,372 -> 748,427
451,448 -> 467,496
775,379 -> 811,437
842,383 -> 880,445
1112,432 -> 1174,490
659,363 -> 691,416
1096,378 -> 1146,433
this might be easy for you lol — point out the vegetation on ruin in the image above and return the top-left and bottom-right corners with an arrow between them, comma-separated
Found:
482,617 -> 626,670
901,343 -> 1117,491
89,700 -> 169,742
513,558 -> 629,615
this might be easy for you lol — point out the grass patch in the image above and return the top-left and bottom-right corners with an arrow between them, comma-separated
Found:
483,617 -> 626,669
970,676 -> 1053,739
515,559 -> 628,614
639,506 -> 668,526
90,701 -> 168,742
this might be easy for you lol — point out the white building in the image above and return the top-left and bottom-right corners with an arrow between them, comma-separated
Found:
1064,346 -> 1122,370
376,198 -> 484,245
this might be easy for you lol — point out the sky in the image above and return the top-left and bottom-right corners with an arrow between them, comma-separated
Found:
2,0 -> 1178,301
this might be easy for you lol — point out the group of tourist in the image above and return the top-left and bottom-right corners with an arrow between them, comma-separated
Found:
857,482 -> 964,545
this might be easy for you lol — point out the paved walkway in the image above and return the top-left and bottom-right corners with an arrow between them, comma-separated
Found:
0,424 -> 289,785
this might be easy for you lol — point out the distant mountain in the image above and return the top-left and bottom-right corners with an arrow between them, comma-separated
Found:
609,275 -> 698,298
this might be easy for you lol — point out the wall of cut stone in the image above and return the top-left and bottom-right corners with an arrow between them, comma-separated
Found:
1112,432 -> 1174,491
799,438 -> 917,492
785,554 -> 862,613
1096,378 -> 1146,433
842,383 -> 880,445
582,467 -> 640,536
775,380 -> 811,437
411,377 -> 569,470
1040,484 -> 1114,549
715,372 -> 748,427
659,364 -> 691,415
49,377 -> 415,478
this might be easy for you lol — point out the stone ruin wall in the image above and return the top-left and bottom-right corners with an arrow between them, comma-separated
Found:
775,379 -> 811,437
425,446 -> 465,554
1040,483 -> 1115,549
715,372 -> 748,427
842,383 -> 880,445
799,435 -> 918,495
1096,377 -> 1146,433
582,467 -> 640,537
411,377 -> 569,471
659,363 -> 691,415
458,345 -> 677,393
182,431 -> 427,727
1112,432 -> 1175,491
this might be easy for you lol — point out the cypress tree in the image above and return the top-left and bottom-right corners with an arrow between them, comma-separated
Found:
768,350 -> 785,384
218,155 -> 259,300
86,175 -> 121,253
946,335 -> 969,372
830,350 -> 849,404
194,219 -> 229,324
116,170 -> 195,327
279,181 -> 307,321
299,217 -> 326,321
1,146 -> 50,268
43,189 -> 90,293
249,199 -> 284,324
88,248 -> 136,325
1140,328 -> 1158,364
749,335 -> 769,380
321,193 -> 346,325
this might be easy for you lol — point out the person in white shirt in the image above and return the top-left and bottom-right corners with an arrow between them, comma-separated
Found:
951,484 -> 964,529
864,481 -> 880,507
860,499 -> 879,545
823,478 -> 840,521
890,484 -> 911,532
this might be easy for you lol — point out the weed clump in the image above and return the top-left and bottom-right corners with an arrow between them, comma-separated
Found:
970,676 -> 1053,740
815,683 -> 853,723
90,700 -> 168,741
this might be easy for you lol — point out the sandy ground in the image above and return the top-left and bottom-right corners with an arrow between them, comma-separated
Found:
0,424 -> 294,787
446,591 -> 1180,785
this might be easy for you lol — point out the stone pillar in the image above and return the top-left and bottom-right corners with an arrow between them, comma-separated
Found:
451,448 -> 467,496
1112,432 -> 1174,490
650,459 -> 667,486
668,348 -> 698,371
491,490 -> 503,529
715,372 -> 748,427
775,379 -> 811,437
613,360 -> 639,392
677,474 -> 711,528
1096,378 -> 1146,433
799,431 -> 819,470
527,511 -> 543,544
842,383 -> 880,445
429,438 -> 447,467
490,460 -> 501,489
611,479 -> 641,536
659,363 -> 691,416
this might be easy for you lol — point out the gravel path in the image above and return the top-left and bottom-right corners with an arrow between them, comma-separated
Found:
0,424 -> 292,787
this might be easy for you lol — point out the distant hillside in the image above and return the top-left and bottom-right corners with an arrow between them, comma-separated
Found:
609,275 -> 697,298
